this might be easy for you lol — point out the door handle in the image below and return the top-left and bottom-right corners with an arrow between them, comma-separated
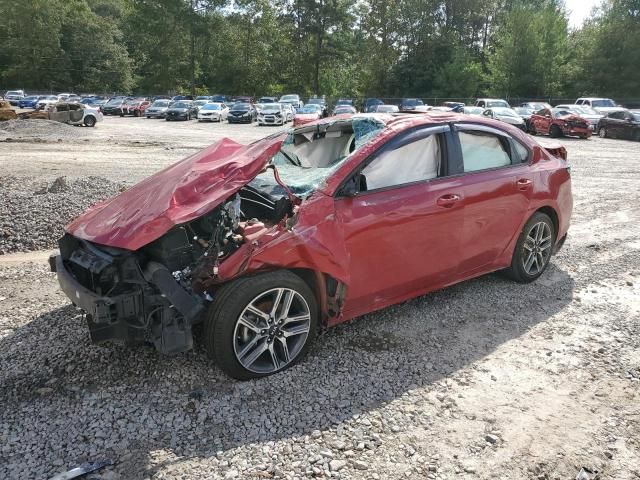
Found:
517,178 -> 532,190
436,194 -> 461,208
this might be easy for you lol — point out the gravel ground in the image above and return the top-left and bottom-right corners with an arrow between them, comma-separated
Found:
0,119 -> 91,140
0,176 -> 125,254
0,119 -> 639,479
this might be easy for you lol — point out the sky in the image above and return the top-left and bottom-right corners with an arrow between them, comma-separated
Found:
565,0 -> 601,28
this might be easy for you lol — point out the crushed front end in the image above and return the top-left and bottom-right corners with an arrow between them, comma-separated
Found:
50,190 -> 291,355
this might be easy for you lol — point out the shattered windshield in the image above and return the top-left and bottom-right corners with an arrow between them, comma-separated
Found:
250,117 -> 385,197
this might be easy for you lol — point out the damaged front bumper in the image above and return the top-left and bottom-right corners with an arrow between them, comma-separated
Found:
49,238 -> 204,355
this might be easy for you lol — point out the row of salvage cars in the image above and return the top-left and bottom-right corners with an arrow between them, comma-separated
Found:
51,110 -> 574,379
467,98 -> 640,141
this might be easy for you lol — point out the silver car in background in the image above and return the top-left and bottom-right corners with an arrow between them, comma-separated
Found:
257,103 -> 286,125
146,100 -> 172,118
197,102 -> 229,122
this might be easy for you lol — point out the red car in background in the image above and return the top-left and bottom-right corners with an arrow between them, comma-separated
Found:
530,107 -> 591,138
293,104 -> 323,126
120,98 -> 151,117
51,113 -> 572,380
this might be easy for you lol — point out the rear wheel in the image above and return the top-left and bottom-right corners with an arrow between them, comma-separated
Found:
504,212 -> 555,283
204,271 -> 318,380
83,115 -> 96,127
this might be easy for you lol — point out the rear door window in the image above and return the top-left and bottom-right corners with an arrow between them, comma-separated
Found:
458,131 -> 511,172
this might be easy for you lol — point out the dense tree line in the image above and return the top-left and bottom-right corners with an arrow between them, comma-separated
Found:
0,0 -> 638,99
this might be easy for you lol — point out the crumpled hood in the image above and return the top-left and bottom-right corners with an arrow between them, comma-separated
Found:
556,113 -> 586,122
66,135 -> 286,251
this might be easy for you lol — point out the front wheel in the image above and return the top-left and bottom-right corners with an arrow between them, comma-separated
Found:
504,212 -> 555,283
549,125 -> 562,138
204,271 -> 318,380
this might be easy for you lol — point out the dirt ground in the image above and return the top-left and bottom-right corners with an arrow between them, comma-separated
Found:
0,116 -> 639,479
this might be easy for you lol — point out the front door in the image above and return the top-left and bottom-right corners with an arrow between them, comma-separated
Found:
334,126 -> 464,317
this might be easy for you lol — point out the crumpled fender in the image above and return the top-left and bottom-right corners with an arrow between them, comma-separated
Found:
65,134 -> 287,251
198,191 -> 350,292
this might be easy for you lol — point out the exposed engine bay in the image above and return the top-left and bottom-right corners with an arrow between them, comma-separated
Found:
55,184 -> 294,355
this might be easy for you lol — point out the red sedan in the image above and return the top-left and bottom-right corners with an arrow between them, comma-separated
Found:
51,113 -> 572,379
530,107 -> 591,138
293,104 -> 323,126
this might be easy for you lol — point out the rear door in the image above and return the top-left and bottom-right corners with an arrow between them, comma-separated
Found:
334,125 -> 464,315
607,111 -> 625,138
451,124 -> 533,275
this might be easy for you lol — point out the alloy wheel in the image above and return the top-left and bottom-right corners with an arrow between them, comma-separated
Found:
233,288 -> 311,374
522,222 -> 552,276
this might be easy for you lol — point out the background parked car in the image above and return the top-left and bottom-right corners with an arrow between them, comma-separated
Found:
227,102 -> 257,123
48,102 -> 103,127
462,106 -> 485,116
482,107 -> 526,129
519,102 -> 551,111
374,104 -> 399,113
575,97 -> 621,114
36,95 -> 61,110
514,106 -> 535,131
333,105 -> 357,115
597,110 -> 640,140
197,102 -> 229,122
120,98 -> 151,117
18,95 -> 42,109
293,104 -> 322,126
442,101 -> 465,112
101,97 -> 128,115
363,98 -> 384,112
257,96 -> 277,103
5,90 -> 26,105
554,104 -> 602,130
192,99 -> 212,113
258,103 -> 286,126
278,94 -> 303,109
282,103 -> 296,122
145,99 -> 172,118
530,107 -> 591,138
400,98 -> 428,112
165,100 -> 198,120
307,97 -> 329,117
475,98 -> 510,108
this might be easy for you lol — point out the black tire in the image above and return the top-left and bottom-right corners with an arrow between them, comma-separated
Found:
204,270 -> 318,380
549,125 -> 562,138
84,115 -> 96,127
529,123 -> 536,135
599,127 -> 607,138
504,212 -> 556,283
134,110 -> 141,117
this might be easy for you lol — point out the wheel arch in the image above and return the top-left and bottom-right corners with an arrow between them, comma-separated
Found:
535,205 -> 559,236
209,267 -> 343,327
